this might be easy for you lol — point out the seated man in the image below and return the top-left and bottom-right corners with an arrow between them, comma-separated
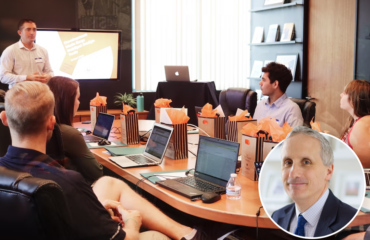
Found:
253,62 -> 303,127
272,126 -> 357,238
0,81 -> 205,240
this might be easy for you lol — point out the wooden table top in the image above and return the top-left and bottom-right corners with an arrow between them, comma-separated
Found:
74,120 -> 370,228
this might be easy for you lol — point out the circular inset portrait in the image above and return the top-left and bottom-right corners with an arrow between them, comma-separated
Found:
259,126 -> 365,239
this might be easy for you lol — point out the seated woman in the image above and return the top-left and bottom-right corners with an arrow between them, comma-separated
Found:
48,76 -> 103,185
340,79 -> 370,168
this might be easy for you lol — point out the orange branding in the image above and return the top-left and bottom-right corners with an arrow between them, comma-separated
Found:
245,139 -> 250,145
203,120 -> 208,124
91,108 -> 94,111
157,110 -> 160,113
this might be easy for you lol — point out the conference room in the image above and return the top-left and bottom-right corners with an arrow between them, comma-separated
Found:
0,0 -> 370,239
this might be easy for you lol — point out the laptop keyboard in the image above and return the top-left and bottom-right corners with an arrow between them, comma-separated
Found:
84,135 -> 102,142
126,155 -> 156,165
175,177 -> 225,193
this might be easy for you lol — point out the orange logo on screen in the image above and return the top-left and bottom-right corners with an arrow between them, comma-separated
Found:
157,110 -> 160,113
91,108 -> 94,111
203,120 -> 208,124
245,139 -> 250,145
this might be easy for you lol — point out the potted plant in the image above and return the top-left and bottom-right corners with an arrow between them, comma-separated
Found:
114,93 -> 137,110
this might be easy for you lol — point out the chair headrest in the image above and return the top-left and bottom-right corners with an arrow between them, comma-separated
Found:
0,166 -> 61,196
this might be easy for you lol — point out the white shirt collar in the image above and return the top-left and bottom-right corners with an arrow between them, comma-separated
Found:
295,188 -> 330,228
264,93 -> 288,108
18,39 -> 36,50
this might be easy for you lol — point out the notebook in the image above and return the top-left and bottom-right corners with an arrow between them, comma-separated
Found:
156,135 -> 240,199
109,123 -> 173,168
83,113 -> 115,142
164,66 -> 190,82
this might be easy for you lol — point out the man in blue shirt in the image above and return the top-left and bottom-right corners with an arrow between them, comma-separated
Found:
0,81 -> 205,240
253,62 -> 303,127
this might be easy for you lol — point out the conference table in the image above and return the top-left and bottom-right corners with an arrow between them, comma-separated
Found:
74,120 -> 370,228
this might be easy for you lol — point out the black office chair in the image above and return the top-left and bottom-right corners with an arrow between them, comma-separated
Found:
290,98 -> 316,127
219,88 -> 258,118
0,105 -> 11,157
0,166 -> 73,239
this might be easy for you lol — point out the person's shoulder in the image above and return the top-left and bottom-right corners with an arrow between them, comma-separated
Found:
272,202 -> 295,220
351,116 -> 370,139
355,116 -> 370,129
327,190 -> 357,220
59,124 -> 82,136
1,42 -> 19,55
34,43 -> 48,52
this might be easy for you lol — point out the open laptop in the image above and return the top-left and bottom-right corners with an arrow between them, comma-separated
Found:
109,123 -> 173,168
164,65 -> 190,82
84,113 -> 115,142
156,135 -> 240,199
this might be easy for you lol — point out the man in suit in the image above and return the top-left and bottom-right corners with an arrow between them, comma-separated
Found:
272,126 -> 357,238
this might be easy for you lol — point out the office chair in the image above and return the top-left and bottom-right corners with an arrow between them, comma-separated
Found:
0,166 -> 73,239
0,105 -> 11,157
219,88 -> 258,118
290,98 -> 316,127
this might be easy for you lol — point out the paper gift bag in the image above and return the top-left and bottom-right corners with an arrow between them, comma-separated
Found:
90,105 -> 107,131
198,116 -> 226,139
240,131 -> 268,181
164,123 -> 188,160
120,112 -> 140,145
155,107 -> 161,123
227,120 -> 257,154
262,139 -> 278,161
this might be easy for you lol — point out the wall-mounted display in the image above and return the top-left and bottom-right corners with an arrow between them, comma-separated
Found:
266,24 -> 280,42
250,60 -> 263,78
275,53 -> 298,81
252,27 -> 264,43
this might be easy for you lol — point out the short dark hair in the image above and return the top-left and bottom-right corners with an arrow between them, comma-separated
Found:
47,76 -> 79,126
261,62 -> 292,93
18,19 -> 36,30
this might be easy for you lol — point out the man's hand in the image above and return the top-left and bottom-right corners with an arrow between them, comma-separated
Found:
26,72 -> 49,83
342,232 -> 366,240
102,200 -> 125,225
121,209 -> 142,231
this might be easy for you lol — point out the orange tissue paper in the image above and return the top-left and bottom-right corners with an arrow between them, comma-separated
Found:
90,92 -> 107,106
310,118 -> 322,132
122,104 -> 135,115
165,108 -> 190,124
200,103 -> 217,118
154,98 -> 172,108
241,123 -> 259,137
228,110 -> 252,121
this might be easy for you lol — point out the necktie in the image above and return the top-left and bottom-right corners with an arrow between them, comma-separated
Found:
294,214 -> 307,237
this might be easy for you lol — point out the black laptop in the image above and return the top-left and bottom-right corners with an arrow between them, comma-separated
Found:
83,113 -> 115,142
156,135 -> 240,199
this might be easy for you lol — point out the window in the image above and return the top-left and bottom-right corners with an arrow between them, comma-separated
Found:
133,0 -> 251,91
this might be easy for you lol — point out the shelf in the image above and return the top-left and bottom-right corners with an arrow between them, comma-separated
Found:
249,40 -> 303,46
250,0 -> 304,12
247,77 -> 262,80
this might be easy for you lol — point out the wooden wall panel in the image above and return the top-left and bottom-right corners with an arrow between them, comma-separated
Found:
308,0 -> 356,137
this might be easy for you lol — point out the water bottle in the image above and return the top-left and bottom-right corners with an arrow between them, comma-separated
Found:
137,93 -> 144,112
226,173 -> 241,200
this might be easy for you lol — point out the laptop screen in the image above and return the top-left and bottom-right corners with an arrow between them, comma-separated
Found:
93,113 -> 115,139
145,125 -> 172,159
195,136 -> 239,182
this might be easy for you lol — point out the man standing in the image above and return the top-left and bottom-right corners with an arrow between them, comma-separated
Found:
0,19 -> 53,88
272,126 -> 357,238
253,62 -> 303,127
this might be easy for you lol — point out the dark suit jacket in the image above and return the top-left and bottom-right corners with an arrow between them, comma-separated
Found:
272,189 -> 357,237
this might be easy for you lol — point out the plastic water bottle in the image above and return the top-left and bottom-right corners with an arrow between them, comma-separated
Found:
137,93 -> 144,112
226,173 -> 241,200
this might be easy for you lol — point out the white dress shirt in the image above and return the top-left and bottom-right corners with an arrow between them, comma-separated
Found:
253,93 -> 304,127
289,188 -> 330,237
0,40 -> 54,88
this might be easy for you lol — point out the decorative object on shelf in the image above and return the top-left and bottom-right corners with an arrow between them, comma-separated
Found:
264,0 -> 285,6
275,53 -> 299,81
114,93 -> 137,109
250,61 -> 263,78
280,23 -> 295,42
264,60 -> 274,66
252,26 -> 264,43
266,24 -> 280,42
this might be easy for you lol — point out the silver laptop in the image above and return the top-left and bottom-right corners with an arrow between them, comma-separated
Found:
84,113 -> 115,142
164,65 -> 190,82
109,123 -> 173,168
